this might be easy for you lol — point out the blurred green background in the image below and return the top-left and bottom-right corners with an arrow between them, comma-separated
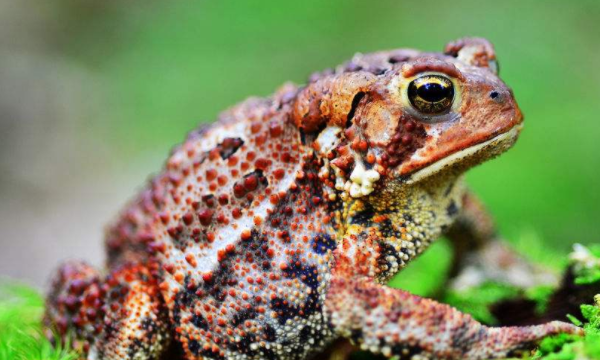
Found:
1,0 -> 599,286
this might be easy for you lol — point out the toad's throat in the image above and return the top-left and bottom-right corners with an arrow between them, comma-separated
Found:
405,124 -> 523,184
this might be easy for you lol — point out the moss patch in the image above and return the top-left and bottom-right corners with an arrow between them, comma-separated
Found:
0,281 -> 77,360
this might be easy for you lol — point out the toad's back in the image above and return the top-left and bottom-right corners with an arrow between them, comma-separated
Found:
104,83 -> 340,359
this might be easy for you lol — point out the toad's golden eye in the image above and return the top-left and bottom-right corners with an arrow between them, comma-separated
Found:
407,75 -> 454,114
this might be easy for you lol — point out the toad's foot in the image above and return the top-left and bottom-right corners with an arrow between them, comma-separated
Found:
44,261 -> 170,360
325,275 -> 582,360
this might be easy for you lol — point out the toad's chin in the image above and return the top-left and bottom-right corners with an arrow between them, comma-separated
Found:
404,124 -> 523,184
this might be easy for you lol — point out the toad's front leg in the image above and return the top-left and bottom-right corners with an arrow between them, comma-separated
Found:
324,275 -> 582,359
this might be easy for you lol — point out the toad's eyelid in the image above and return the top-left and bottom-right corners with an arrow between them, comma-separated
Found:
410,71 -> 454,83
401,60 -> 464,80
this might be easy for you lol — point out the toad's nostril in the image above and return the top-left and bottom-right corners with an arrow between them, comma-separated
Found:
489,90 -> 500,100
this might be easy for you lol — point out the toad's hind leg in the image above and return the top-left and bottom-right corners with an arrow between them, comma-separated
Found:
44,261 -> 170,360
445,190 -> 557,290
325,275 -> 582,360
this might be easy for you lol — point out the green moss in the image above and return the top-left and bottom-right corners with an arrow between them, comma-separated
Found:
581,299 -> 600,336
533,333 -> 600,360
566,314 -> 583,327
0,281 -> 77,360
582,334 -> 600,358
534,333 -> 580,360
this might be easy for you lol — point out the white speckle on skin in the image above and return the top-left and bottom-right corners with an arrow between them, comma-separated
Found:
348,158 -> 380,198
315,126 -> 342,155
317,125 -> 381,198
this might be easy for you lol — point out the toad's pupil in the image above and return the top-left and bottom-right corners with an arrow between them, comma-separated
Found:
407,75 -> 454,115
417,82 -> 452,103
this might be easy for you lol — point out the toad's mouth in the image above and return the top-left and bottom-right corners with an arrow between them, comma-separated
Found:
404,124 -> 523,184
